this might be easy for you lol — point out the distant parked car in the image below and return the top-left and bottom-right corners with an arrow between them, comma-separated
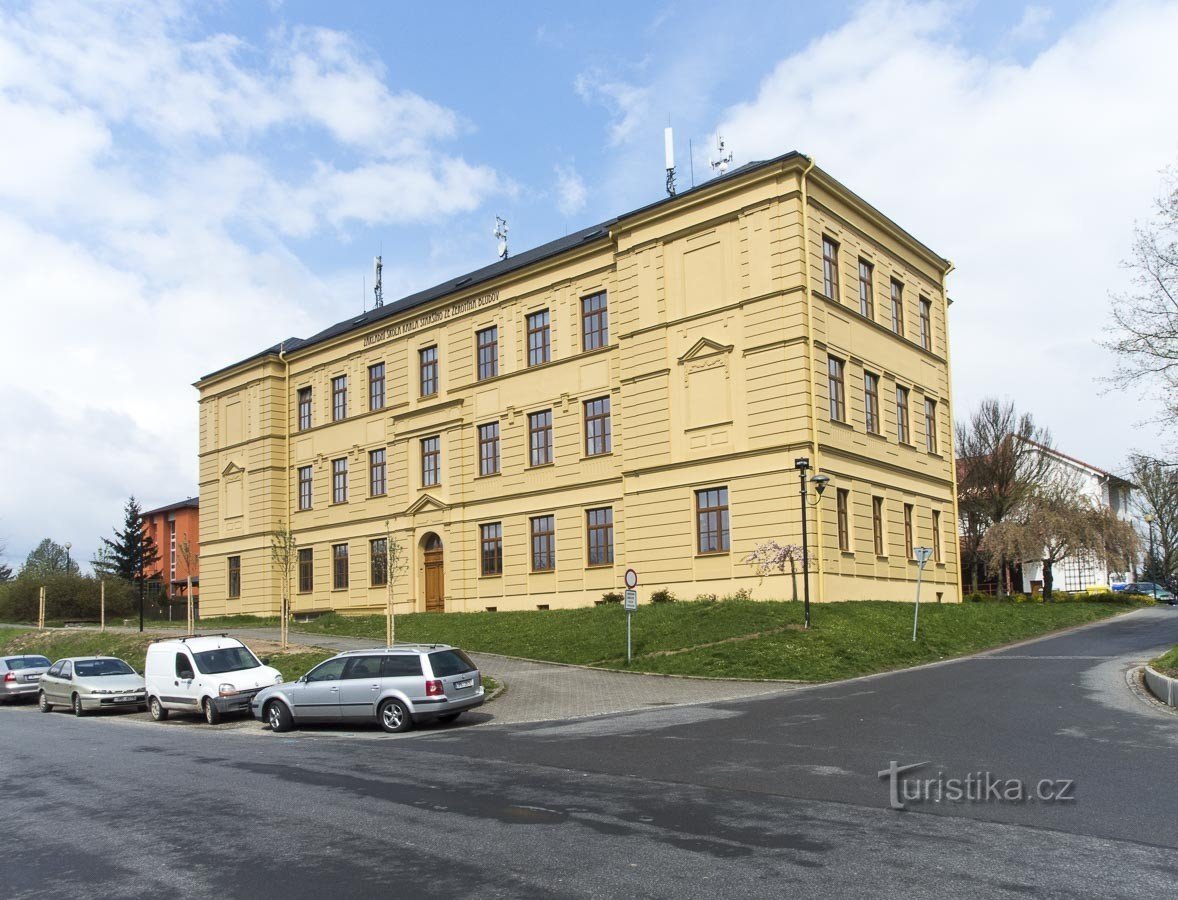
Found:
1121,583 -> 1176,604
37,657 -> 146,716
1,655 -> 51,703
145,635 -> 283,724
252,646 -> 485,734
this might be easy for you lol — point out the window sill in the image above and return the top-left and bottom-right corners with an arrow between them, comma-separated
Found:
528,462 -> 555,470
583,451 -> 614,461
531,568 -> 555,575
695,551 -> 731,559
866,430 -> 887,441
830,418 -> 853,430
585,562 -> 614,570
479,573 -> 503,579
475,472 -> 501,480
331,501 -> 348,507
369,492 -> 387,499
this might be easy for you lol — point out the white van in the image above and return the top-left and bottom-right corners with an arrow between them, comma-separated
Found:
145,635 -> 282,724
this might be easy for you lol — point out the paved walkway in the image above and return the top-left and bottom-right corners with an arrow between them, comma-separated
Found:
221,626 -> 797,725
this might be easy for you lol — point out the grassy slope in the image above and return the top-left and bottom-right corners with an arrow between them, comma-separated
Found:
1151,645 -> 1178,677
0,628 -> 332,683
273,599 -> 1140,682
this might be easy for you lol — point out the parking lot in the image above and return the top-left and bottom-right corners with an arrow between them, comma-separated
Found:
1,628 -> 798,741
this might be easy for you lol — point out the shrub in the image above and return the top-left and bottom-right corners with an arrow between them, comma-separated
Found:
695,593 -> 718,603
0,574 -> 136,623
600,591 -> 623,605
723,587 -> 754,602
650,588 -> 677,604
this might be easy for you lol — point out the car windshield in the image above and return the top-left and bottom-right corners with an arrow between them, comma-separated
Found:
6,656 -> 50,670
429,649 -> 477,677
193,646 -> 260,675
74,659 -> 135,677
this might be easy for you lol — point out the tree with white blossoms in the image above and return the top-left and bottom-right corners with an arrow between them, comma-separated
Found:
745,540 -> 812,602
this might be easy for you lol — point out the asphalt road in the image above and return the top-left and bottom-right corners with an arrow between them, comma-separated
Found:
2,607 -> 1176,899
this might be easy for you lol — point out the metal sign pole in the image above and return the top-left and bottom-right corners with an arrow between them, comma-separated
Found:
623,571 -> 638,664
627,608 -> 632,663
912,548 -> 932,641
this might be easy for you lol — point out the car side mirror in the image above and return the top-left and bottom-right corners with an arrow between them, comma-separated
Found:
261,656 -> 271,665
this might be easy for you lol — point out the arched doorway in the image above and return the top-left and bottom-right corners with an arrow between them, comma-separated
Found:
422,533 -> 444,612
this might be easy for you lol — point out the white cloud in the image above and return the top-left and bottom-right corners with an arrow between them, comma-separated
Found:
575,70 -> 652,146
1010,5 -> 1053,43
0,1 -> 506,570
553,163 -> 588,216
717,0 -> 1178,470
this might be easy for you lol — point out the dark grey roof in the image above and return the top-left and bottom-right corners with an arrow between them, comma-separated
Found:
200,150 -> 942,382
142,497 -> 199,517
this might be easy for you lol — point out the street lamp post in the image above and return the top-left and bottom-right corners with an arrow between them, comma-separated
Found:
64,542 -> 71,573
1144,513 -> 1158,602
794,457 -> 830,631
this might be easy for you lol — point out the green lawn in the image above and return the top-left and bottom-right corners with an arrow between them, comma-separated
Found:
1152,645 -> 1178,677
0,628 -> 333,680
278,598 -> 1144,682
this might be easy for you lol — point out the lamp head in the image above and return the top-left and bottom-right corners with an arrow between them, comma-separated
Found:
794,457 -> 810,472
1145,513 -> 1156,524
810,474 -> 830,495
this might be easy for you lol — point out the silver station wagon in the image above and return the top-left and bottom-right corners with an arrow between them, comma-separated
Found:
251,645 -> 484,734
38,656 -> 147,716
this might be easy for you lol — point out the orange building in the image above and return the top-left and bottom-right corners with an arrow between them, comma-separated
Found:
142,497 -> 200,606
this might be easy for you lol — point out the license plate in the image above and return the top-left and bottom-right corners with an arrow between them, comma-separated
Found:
24,675 -> 38,682
114,696 -> 135,703
454,678 -> 474,689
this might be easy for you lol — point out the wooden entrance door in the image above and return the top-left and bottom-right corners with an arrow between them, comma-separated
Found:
423,534 -> 444,612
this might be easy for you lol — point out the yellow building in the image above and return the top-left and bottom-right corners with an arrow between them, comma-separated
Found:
196,151 -> 960,617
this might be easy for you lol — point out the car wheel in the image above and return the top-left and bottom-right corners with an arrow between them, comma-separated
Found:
149,696 -> 169,722
203,698 -> 222,725
378,698 -> 413,734
437,712 -> 462,724
38,691 -> 52,713
72,694 -> 85,717
266,701 -> 294,733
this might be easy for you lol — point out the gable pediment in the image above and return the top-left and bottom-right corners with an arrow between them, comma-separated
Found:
221,461 -> 245,477
405,493 -> 448,515
678,337 -> 734,364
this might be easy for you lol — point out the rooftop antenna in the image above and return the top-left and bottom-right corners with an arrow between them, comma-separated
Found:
494,216 -> 509,260
709,134 -> 733,176
373,255 -> 384,307
664,126 -> 677,197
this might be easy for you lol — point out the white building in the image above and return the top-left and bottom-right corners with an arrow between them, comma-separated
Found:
1019,444 -> 1134,593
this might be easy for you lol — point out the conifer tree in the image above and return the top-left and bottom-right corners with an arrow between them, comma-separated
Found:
95,497 -> 160,631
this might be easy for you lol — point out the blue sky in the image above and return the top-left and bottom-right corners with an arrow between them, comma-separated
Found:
2,0 -> 1177,570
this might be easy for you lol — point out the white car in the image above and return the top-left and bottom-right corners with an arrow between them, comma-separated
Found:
144,635 -> 282,724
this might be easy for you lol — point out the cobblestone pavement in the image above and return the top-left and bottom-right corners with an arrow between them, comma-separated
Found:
220,626 -> 798,725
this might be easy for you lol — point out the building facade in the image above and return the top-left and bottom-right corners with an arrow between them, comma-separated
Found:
141,497 -> 200,604
1016,446 -> 1134,593
196,152 -> 960,617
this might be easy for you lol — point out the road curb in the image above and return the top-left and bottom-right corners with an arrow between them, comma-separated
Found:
1142,664 -> 1178,708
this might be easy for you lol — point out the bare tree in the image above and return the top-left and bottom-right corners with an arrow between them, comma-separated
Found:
1107,168 -> 1178,416
178,533 -> 198,634
955,399 -> 1055,594
983,478 -> 1137,599
1129,454 -> 1178,583
270,525 -> 297,650
379,521 -> 407,647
